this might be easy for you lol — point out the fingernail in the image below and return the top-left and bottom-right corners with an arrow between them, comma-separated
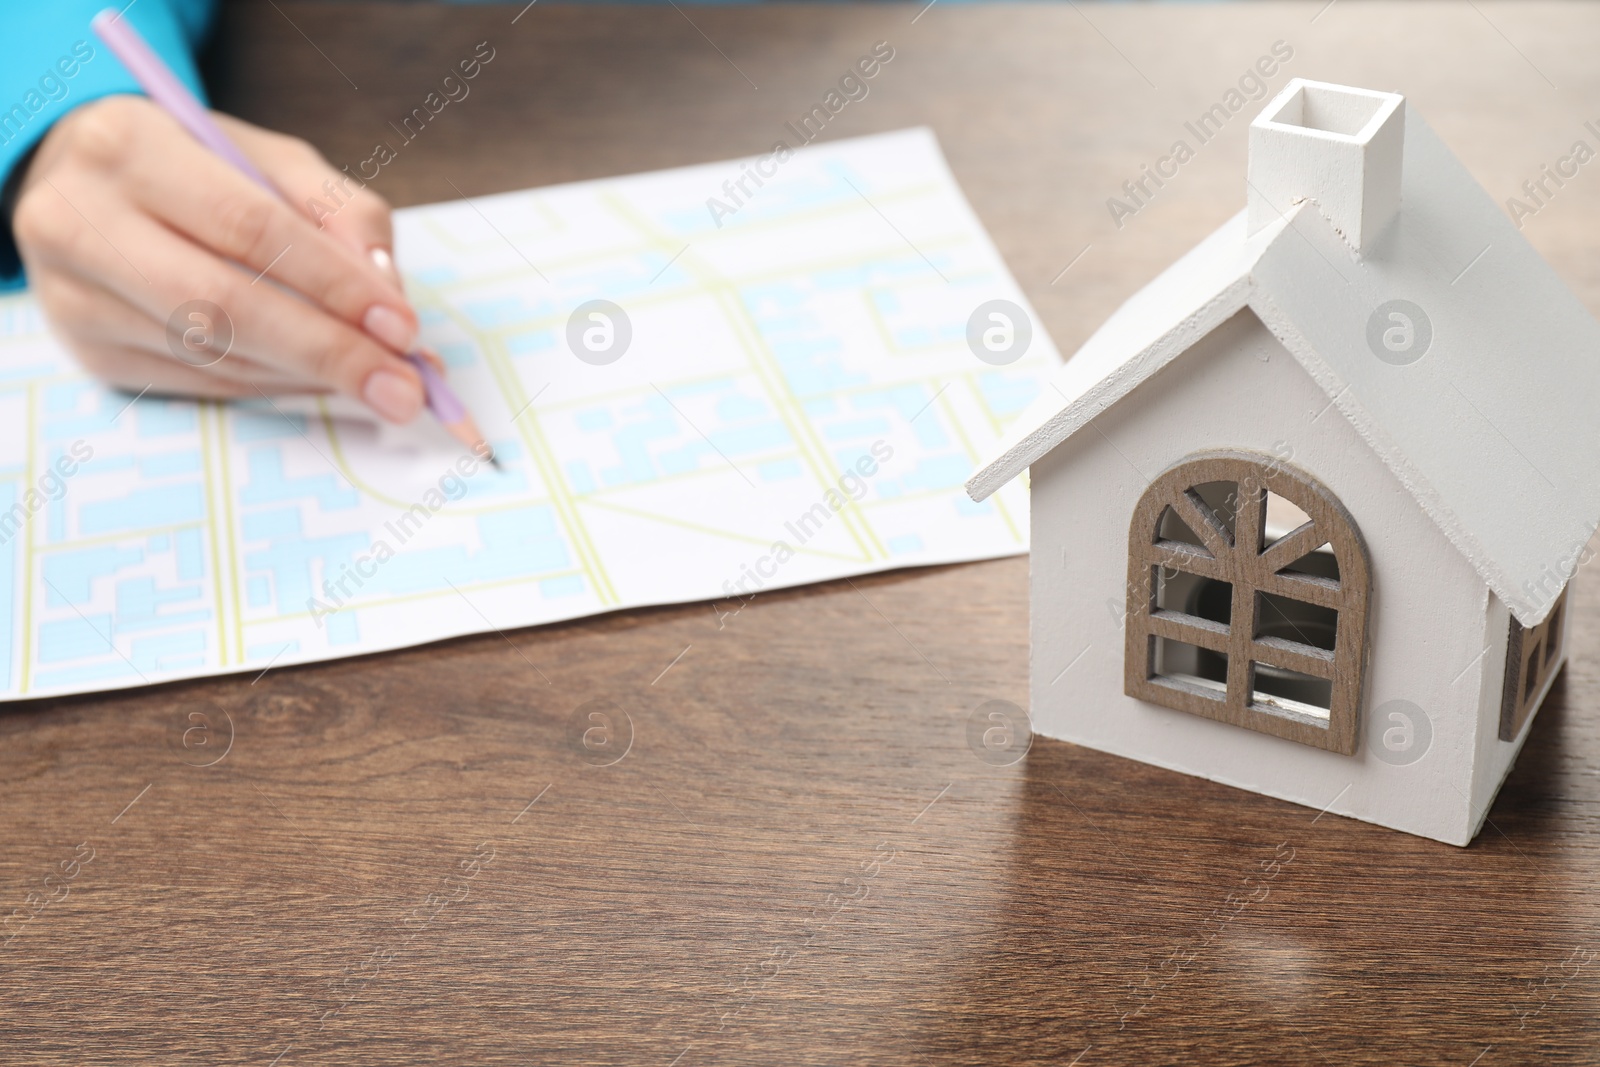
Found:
370,246 -> 399,280
363,304 -> 416,353
362,368 -> 424,423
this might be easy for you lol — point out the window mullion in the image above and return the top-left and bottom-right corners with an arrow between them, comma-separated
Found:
1227,559 -> 1255,712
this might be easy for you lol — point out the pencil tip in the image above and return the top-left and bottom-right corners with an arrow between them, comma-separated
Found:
487,449 -> 503,471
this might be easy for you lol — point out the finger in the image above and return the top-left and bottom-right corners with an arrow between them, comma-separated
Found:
21,199 -> 312,392
33,207 -> 424,421
215,123 -> 421,357
369,246 -> 402,286
217,115 -> 398,263
119,114 -> 419,355
195,121 -> 429,376
31,270 -> 316,390
371,250 -> 444,374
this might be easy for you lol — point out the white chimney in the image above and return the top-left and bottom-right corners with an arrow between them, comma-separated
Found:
1247,79 -> 1405,251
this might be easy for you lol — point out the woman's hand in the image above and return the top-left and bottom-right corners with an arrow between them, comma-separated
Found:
11,94 -> 427,423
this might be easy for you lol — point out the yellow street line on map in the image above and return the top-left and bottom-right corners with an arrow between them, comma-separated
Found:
418,182 -> 947,285
213,403 -> 246,663
965,373 -> 1008,440
576,450 -> 803,496
580,498 -> 865,563
414,235 -> 973,331
27,521 -> 205,554
854,486 -> 973,508
481,329 -> 619,604
316,403 -> 553,517
249,568 -> 585,625
408,278 -> 619,607
544,193 -> 999,566
716,286 -> 886,562
862,287 -> 900,355
19,382 -> 36,693
409,284 -> 618,604
589,192 -> 876,565
531,369 -> 745,413
534,369 -> 999,416
595,191 -> 885,564
419,196 -> 564,254
418,247 -> 975,341
936,385 -> 1021,543
199,403 -> 231,666
382,173 -> 1037,616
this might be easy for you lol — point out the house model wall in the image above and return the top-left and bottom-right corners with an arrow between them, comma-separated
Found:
969,80 -> 1600,845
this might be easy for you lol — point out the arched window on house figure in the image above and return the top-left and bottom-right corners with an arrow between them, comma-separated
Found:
1123,450 -> 1372,755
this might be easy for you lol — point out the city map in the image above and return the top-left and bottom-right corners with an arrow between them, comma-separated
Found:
0,128 -> 1056,699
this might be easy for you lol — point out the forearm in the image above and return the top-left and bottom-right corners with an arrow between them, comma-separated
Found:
0,0 -> 217,291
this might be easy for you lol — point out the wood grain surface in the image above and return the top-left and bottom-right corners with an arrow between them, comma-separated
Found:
6,2 -> 1600,1063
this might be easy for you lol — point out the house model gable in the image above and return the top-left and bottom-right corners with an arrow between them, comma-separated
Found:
970,79 -> 1600,629
971,80 -> 1598,844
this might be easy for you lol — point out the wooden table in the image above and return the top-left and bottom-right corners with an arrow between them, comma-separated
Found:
5,2 -> 1600,1062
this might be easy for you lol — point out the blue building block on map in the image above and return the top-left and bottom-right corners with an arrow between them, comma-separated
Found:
887,534 -> 924,555
242,447 -> 359,512
113,576 -> 209,633
325,612 -> 359,646
39,615 -> 116,663
905,455 -> 974,492
245,531 -> 370,611
243,506 -> 302,542
174,528 -> 205,579
508,331 -> 556,356
80,484 -> 203,536
540,574 -> 584,598
233,405 -> 305,442
131,629 -> 207,671
758,458 -> 802,482
978,372 -> 1041,417
43,545 -> 144,604
136,400 -> 198,437
576,410 -> 614,433
565,461 -> 597,495
139,450 -> 203,478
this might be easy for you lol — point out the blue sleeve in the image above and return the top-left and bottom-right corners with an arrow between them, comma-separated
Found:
0,0 -> 217,293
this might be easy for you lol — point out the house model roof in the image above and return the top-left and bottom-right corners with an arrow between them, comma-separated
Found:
968,79 -> 1600,628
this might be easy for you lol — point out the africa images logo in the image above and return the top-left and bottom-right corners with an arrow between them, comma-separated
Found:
704,41 -> 896,229
1105,40 -> 1294,229
0,39 -> 96,148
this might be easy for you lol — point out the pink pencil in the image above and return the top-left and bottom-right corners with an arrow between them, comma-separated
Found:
91,8 -> 500,467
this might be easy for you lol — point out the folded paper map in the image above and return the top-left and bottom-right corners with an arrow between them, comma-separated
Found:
0,128 -> 1056,699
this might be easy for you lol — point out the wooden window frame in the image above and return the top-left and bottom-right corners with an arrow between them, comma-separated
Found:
1499,587 -> 1568,742
1124,450 -> 1372,755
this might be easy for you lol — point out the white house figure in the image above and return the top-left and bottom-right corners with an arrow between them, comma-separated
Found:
968,79 -> 1600,845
